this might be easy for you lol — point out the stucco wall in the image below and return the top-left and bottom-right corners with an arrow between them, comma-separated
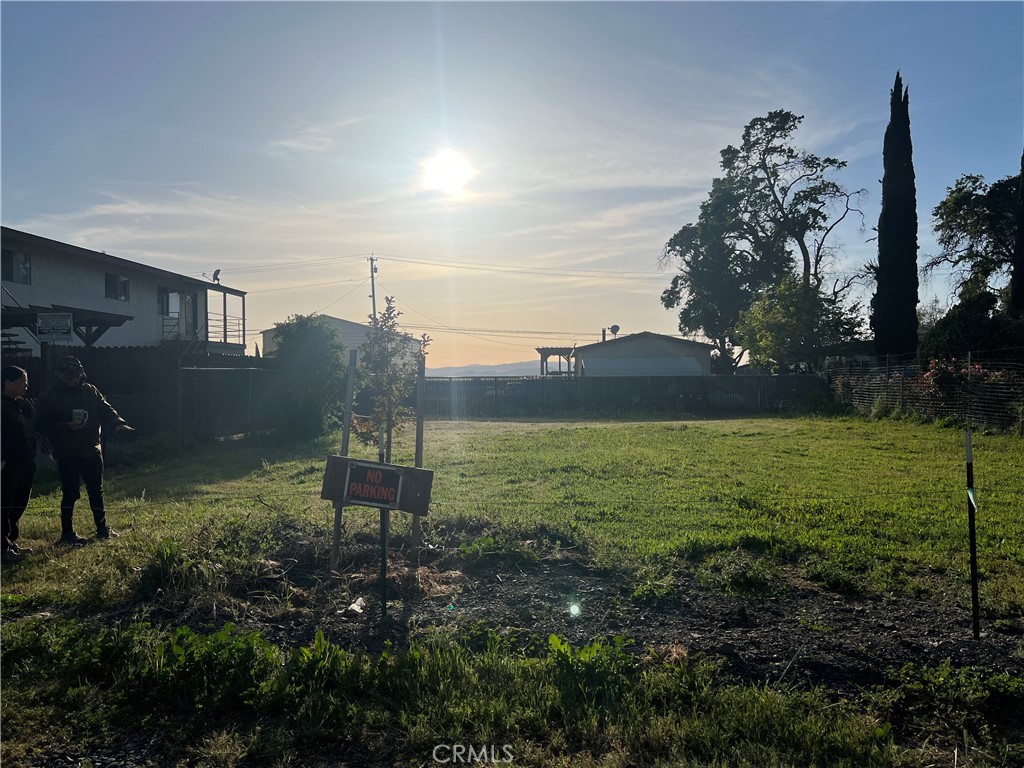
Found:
2,234 -> 209,351
576,335 -> 712,376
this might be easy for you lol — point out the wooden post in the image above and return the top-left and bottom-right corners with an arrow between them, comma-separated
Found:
378,423 -> 388,620
331,349 -> 359,573
411,354 -> 426,558
340,350 -> 358,456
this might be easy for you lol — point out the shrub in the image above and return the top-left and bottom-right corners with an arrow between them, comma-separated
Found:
267,314 -> 348,438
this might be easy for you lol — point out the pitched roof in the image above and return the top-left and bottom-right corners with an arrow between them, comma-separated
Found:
574,331 -> 716,353
1,226 -> 245,297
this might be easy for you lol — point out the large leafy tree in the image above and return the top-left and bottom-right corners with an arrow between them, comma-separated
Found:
720,110 -> 863,292
927,169 -> 1021,298
918,290 -> 1023,361
870,72 -> 919,358
269,314 -> 348,438
661,110 -> 862,371
660,177 -> 789,372
736,275 -> 863,373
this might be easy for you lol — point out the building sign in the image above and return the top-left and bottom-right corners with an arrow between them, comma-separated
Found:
321,456 -> 433,516
37,313 -> 73,343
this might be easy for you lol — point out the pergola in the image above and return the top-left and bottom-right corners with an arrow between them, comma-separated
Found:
1,304 -> 133,347
535,346 -> 576,376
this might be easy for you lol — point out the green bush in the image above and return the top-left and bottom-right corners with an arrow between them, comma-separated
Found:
267,314 -> 348,438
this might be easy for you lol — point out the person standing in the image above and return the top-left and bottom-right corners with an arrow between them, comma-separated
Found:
2,365 -> 37,563
34,356 -> 134,545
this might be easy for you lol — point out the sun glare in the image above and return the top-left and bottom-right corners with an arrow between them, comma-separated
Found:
422,148 -> 477,196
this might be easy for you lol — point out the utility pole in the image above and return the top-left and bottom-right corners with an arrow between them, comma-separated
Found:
369,255 -> 378,319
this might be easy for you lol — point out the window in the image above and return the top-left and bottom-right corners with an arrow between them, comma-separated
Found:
105,273 -> 130,301
157,286 -> 170,316
1,249 -> 32,284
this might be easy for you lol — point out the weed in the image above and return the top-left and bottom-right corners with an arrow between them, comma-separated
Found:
805,558 -> 863,596
459,532 -> 538,570
137,537 -> 220,598
631,572 -> 675,604
697,548 -> 780,597
870,396 -> 895,420
867,660 -> 1024,751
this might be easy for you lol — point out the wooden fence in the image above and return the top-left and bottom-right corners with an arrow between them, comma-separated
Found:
3,344 -> 281,440
2,342 -> 840,440
422,375 -> 833,419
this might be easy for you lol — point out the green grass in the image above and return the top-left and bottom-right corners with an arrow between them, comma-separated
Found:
2,416 -> 1023,766
7,617 -> 1020,768
418,417 -> 1024,613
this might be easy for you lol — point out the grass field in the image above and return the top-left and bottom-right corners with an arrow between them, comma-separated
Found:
1,415 -> 1022,766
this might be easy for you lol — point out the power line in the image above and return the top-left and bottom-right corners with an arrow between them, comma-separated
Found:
402,323 -> 600,339
376,281 -> 595,347
377,252 -> 666,279
311,278 -> 371,316
187,253 -> 369,278
248,278 -> 359,294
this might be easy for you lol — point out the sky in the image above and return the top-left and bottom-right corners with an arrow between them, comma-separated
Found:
2,1 -> 1022,369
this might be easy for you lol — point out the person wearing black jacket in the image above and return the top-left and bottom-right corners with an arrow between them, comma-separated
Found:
34,356 -> 134,546
2,365 -> 37,563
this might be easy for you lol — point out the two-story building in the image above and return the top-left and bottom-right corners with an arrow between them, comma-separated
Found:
1,227 -> 246,355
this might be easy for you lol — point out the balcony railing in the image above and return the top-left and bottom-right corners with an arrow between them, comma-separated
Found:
207,314 -> 245,346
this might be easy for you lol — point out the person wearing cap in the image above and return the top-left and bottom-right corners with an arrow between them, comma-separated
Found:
2,365 -> 37,563
34,356 -> 135,546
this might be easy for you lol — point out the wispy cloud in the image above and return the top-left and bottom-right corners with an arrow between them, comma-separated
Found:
267,116 -> 366,155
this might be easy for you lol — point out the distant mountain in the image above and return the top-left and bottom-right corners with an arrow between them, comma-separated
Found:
426,360 -> 540,377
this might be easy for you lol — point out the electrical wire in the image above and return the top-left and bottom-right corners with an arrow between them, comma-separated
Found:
376,252 -> 666,279
311,278 -> 372,316
248,278 -> 359,294
186,253 -> 370,278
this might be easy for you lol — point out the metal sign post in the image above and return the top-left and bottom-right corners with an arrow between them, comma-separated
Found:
965,428 -> 981,640
965,352 -> 981,641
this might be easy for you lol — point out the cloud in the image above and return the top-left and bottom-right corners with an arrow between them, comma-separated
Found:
267,116 -> 366,155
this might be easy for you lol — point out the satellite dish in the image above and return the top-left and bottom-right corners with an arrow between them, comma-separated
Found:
610,324 -> 620,337
212,269 -> 221,284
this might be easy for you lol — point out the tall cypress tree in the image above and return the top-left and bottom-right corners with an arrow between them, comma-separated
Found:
870,71 -> 919,358
1010,147 -> 1024,316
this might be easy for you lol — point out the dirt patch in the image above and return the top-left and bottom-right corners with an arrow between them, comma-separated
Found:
215,533 -> 1024,696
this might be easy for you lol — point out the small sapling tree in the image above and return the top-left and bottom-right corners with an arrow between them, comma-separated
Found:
355,296 -> 430,460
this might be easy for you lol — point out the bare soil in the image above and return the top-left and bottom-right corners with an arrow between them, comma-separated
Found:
24,527 -> 1024,768
231,530 -> 1024,697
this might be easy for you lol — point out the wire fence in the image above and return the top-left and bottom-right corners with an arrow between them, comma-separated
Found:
824,353 -> 1024,432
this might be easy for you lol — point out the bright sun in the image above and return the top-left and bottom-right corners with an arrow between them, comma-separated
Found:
422,148 -> 477,196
